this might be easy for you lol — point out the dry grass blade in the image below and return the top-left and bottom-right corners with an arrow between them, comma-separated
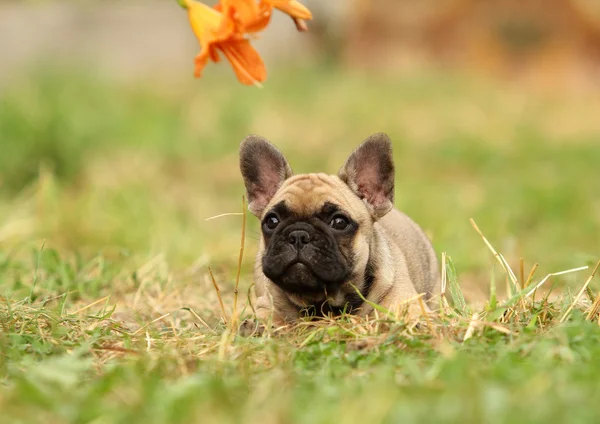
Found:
478,321 -> 512,335
524,266 -> 589,298
439,252 -> 453,314
525,263 -> 539,286
184,307 -> 217,335
559,260 -> 600,323
95,345 -> 140,355
519,258 -> 525,287
470,219 -> 520,295
231,196 -> 247,329
208,267 -> 228,325
417,296 -> 436,338
463,313 -> 479,342
71,296 -> 110,314
246,282 -> 256,316
500,253 -> 520,291
525,263 -> 539,299
586,292 -> 600,321
440,252 -> 447,296
204,212 -> 244,221
132,313 -> 170,336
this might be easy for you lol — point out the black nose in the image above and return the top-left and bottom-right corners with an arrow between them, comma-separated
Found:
288,230 -> 311,247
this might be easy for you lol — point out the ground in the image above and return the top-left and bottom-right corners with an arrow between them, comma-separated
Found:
1,65 -> 600,423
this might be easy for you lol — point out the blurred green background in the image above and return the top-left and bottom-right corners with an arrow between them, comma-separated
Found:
2,2 -> 600,423
1,0 -> 599,300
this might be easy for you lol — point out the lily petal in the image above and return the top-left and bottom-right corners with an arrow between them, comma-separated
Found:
220,38 -> 267,85
186,0 -> 228,47
221,0 -> 272,33
264,0 -> 312,20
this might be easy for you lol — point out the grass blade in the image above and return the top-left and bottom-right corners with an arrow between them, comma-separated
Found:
559,260 -> 600,323
446,255 -> 467,314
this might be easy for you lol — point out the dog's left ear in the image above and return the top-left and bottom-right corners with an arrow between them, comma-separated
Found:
338,132 -> 395,219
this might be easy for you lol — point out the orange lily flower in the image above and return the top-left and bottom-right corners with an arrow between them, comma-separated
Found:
184,0 -> 267,85
180,0 -> 312,85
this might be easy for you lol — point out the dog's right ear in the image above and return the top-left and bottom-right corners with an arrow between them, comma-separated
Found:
240,135 -> 293,216
338,132 -> 395,219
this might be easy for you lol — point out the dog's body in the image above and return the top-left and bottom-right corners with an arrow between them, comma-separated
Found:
240,133 -> 439,326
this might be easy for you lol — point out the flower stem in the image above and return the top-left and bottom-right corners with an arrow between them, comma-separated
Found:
176,0 -> 188,9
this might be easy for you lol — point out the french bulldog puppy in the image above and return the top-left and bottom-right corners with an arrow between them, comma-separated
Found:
239,133 -> 439,329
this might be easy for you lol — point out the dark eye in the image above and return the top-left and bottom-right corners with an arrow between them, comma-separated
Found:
330,215 -> 349,231
263,214 -> 280,231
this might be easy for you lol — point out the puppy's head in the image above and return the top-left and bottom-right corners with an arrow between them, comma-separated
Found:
240,133 -> 395,300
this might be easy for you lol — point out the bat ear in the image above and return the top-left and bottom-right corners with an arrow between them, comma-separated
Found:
240,135 -> 293,216
338,132 -> 395,218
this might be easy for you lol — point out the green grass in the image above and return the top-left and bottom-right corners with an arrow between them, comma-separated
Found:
1,65 -> 600,423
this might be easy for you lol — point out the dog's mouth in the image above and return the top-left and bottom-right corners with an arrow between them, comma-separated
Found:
267,258 -> 350,295
281,261 -> 321,288
285,261 -> 309,277
284,258 -> 310,271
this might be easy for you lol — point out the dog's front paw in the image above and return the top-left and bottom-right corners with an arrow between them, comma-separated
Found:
238,318 -> 266,337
